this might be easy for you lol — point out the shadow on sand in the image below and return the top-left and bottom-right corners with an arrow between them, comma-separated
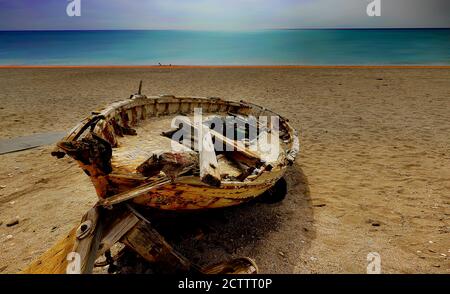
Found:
113,164 -> 315,274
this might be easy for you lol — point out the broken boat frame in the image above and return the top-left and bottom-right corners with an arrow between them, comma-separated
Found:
22,84 -> 299,274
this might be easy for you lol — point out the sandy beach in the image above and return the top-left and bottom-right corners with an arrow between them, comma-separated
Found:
0,67 -> 449,273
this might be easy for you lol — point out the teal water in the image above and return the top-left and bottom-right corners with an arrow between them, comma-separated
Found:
0,29 -> 449,65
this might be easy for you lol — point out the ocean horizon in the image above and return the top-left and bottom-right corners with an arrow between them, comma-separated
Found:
0,29 -> 449,66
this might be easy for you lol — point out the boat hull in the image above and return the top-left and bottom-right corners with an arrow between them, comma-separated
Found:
132,168 -> 285,210
52,94 -> 299,211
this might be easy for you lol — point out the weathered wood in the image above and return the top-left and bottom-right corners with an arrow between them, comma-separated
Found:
121,220 -> 193,273
71,206 -> 103,274
57,134 -> 113,176
21,208 -> 142,274
53,94 -> 298,211
107,173 -> 148,187
199,131 -> 221,187
97,211 -> 139,257
99,177 -> 171,208
101,160 -> 198,208
111,118 -> 137,136
136,154 -> 161,177
51,117 -> 95,158
159,152 -> 198,181
226,154 -> 256,182
138,80 -> 143,95
174,116 -> 264,168
136,152 -> 199,179
201,257 -> 258,274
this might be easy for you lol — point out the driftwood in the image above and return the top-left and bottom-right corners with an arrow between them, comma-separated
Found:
121,220 -> 193,273
99,177 -> 171,208
100,156 -> 199,208
137,152 -> 198,180
158,152 -> 198,182
174,116 -> 264,168
226,154 -> 256,182
97,211 -> 140,257
160,130 -> 221,186
70,206 -> 104,274
136,146 -> 221,189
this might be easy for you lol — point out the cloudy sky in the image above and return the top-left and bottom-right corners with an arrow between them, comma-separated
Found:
0,0 -> 449,30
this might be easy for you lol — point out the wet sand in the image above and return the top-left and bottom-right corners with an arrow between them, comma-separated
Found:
0,68 -> 449,273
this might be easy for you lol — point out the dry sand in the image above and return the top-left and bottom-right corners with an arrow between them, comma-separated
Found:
0,68 -> 449,273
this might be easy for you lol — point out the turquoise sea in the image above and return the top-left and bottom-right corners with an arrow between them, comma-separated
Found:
0,29 -> 449,65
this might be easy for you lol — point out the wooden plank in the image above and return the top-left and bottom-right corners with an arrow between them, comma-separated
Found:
174,116 -> 263,167
21,208 -> 140,274
71,206 -> 103,274
199,131 -> 221,187
99,177 -> 171,207
97,211 -> 139,257
121,220 -> 192,273
226,154 -> 256,182
101,161 -> 197,208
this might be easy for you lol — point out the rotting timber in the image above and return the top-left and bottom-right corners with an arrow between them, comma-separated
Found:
22,83 -> 299,274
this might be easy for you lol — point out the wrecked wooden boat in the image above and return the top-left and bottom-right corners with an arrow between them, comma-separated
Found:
23,85 -> 299,274
52,88 -> 299,211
